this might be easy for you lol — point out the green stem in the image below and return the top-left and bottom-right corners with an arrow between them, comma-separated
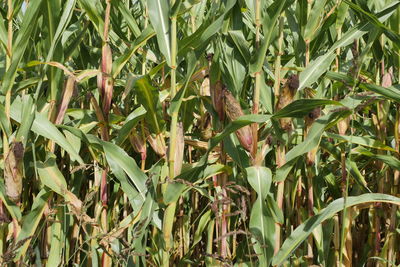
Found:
274,15 -> 285,255
4,0 -> 13,155
388,107 -> 399,262
274,145 -> 285,254
339,148 -> 349,266
339,45 -> 365,266
274,17 -> 284,98
205,220 -> 216,266
251,0 -> 261,159
170,17 -> 177,98
162,1 -> 178,264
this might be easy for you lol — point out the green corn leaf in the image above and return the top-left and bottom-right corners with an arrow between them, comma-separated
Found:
0,104 -> 11,138
112,26 -> 155,78
15,95 -> 35,147
249,0 -> 291,75
285,110 -> 349,163
14,190 -> 52,260
102,141 -> 147,201
10,97 -> 84,164
325,132 -> 396,152
177,0 -> 236,57
2,0 -> 44,95
134,75 -> 165,134
272,99 -> 342,119
359,83 -> 400,103
113,0 -> 141,37
273,193 -> 400,266
304,0 -> 328,42
299,1 -> 399,90
354,147 -> 400,170
148,0 -> 171,66
115,106 -> 147,145
246,166 -> 274,266
0,12 -> 7,49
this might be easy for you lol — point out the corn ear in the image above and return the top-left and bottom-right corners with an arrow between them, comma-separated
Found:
4,141 -> 24,204
211,80 -> 224,121
174,122 -> 184,175
129,130 -> 147,161
200,113 -> 212,140
55,76 -> 76,125
381,69 -> 392,88
200,76 -> 211,97
223,88 -> 253,152
276,74 -> 299,130
101,43 -> 113,116
305,107 -> 321,166
337,117 -> 350,136
147,132 -> 166,157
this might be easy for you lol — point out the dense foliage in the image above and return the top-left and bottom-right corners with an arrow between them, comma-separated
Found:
1,0 -> 400,266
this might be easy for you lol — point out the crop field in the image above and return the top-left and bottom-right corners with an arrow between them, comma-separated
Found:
0,0 -> 400,266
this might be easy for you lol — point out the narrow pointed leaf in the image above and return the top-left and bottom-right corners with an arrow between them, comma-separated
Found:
148,0 -> 171,66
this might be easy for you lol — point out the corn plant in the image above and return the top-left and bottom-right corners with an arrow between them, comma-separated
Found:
1,0 -> 400,266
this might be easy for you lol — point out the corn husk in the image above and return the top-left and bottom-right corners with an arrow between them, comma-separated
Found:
100,43 -> 113,116
200,76 -> 211,97
211,80 -> 224,121
223,89 -> 253,152
305,107 -> 321,166
381,72 -> 392,88
174,122 -> 184,175
382,67 -> 393,88
200,113 -> 212,140
190,67 -> 208,83
129,130 -> 147,161
147,133 -> 166,157
55,76 -> 76,125
337,117 -> 350,136
184,139 -> 221,152
4,141 -> 24,204
276,74 -> 299,130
